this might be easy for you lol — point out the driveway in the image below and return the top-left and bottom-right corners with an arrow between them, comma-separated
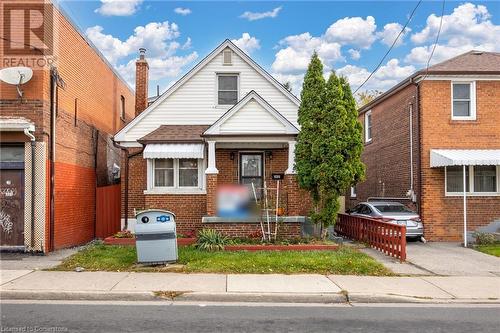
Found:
0,248 -> 77,271
406,242 -> 500,276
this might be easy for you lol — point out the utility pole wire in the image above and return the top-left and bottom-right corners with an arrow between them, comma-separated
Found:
421,0 -> 446,81
353,0 -> 423,94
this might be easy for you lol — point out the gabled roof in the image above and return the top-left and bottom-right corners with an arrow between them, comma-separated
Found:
138,125 -> 210,144
358,50 -> 500,114
115,39 -> 300,142
203,91 -> 299,136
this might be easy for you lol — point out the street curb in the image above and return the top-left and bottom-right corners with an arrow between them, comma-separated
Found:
0,290 -> 158,301
175,292 -> 347,304
1,290 -> 498,304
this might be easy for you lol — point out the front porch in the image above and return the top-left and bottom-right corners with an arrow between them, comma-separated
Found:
202,138 -> 311,238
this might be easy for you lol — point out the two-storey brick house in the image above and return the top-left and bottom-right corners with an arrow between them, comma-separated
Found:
350,51 -> 500,242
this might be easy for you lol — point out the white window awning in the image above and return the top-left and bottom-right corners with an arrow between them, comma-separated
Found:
143,143 -> 204,159
430,149 -> 500,167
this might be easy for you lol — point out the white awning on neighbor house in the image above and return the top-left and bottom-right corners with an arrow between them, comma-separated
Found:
143,143 -> 205,159
430,149 -> 500,167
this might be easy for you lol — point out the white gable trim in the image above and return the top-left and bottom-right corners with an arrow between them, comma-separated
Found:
114,39 -> 300,143
203,91 -> 299,136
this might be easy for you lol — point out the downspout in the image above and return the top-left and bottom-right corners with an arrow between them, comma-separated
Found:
409,102 -> 414,202
49,69 -> 57,252
24,129 -> 36,248
93,129 -> 99,239
112,141 -> 144,230
410,79 -> 422,215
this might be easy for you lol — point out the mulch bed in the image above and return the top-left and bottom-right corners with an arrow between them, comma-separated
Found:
224,244 -> 339,251
103,237 -> 196,247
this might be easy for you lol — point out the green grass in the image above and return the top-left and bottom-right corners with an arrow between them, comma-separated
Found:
475,244 -> 500,257
52,244 -> 392,275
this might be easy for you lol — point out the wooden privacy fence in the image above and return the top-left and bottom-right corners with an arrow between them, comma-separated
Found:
335,214 -> 406,261
96,184 -> 121,239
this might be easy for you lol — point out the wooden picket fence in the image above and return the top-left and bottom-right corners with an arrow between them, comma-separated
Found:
95,184 -> 121,239
335,213 -> 406,261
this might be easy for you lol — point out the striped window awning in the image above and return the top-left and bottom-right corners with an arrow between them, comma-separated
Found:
143,143 -> 204,159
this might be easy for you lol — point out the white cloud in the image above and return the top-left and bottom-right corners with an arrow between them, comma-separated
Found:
406,3 -> 500,65
86,22 -> 197,87
348,49 -> 361,60
337,59 -> 415,92
95,0 -> 143,16
231,33 -> 260,54
272,33 -> 342,74
174,7 -> 192,16
240,6 -> 282,21
272,73 -> 304,96
325,16 -> 377,49
377,23 -> 411,47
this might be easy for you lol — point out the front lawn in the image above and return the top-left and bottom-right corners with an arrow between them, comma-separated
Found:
52,244 -> 392,276
475,244 -> 500,257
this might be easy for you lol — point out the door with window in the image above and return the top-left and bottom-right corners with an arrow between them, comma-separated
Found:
240,153 -> 263,197
0,145 -> 25,247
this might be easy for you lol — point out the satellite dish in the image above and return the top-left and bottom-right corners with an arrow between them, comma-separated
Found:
0,67 -> 33,97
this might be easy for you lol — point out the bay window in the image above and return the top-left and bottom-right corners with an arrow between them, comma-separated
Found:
445,165 -> 499,195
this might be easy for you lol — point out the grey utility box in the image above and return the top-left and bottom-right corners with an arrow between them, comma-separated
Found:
135,209 -> 177,264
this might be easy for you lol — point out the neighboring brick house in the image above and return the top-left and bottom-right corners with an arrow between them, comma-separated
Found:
0,0 -> 134,252
349,51 -> 500,242
115,40 -> 311,238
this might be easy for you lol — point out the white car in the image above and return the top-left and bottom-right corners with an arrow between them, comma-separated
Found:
347,201 -> 424,239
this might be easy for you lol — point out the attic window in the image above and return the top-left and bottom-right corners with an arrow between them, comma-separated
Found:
217,74 -> 238,105
223,50 -> 232,65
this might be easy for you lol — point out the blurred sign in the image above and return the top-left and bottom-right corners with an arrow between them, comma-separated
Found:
272,173 -> 284,180
217,184 -> 251,218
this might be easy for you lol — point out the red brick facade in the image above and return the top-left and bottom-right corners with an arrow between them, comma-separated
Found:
0,1 -> 135,251
419,80 -> 500,241
123,147 -> 309,238
353,79 -> 500,241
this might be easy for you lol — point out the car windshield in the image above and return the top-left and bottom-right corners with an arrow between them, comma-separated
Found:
373,204 -> 414,213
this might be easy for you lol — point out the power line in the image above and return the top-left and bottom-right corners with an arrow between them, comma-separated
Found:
353,0 -> 423,94
422,0 -> 446,80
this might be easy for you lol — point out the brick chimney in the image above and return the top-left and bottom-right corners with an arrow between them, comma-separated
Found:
135,48 -> 149,116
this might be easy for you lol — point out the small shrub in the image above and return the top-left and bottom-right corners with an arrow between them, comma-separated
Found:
113,230 -> 134,239
473,232 -> 498,245
195,229 -> 228,251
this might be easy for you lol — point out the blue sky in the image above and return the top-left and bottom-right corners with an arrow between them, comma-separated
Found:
57,1 -> 500,96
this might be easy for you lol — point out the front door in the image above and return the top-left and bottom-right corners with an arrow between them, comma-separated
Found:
0,146 -> 25,247
240,153 -> 264,197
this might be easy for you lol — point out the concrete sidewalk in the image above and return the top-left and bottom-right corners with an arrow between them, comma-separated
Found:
1,270 -> 499,304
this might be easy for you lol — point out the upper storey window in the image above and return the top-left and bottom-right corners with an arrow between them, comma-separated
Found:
452,81 -> 476,120
217,74 -> 238,105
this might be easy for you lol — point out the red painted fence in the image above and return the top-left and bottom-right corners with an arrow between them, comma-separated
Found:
335,214 -> 406,261
96,184 -> 121,239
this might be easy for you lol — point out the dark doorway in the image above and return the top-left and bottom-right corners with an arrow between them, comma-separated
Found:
1,145 -> 25,247
239,153 -> 264,198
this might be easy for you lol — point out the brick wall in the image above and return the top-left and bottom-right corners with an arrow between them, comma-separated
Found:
123,147 -> 311,236
0,1 -> 135,251
419,80 -> 500,240
207,222 -> 301,238
135,58 -> 149,117
351,84 -> 419,210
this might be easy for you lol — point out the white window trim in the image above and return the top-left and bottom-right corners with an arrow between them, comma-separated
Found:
445,165 -> 500,197
451,81 -> 476,121
364,110 -> 372,143
350,186 -> 357,198
215,73 -> 240,107
145,158 -> 206,194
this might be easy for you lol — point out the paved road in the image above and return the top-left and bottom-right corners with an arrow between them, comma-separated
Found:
1,300 -> 499,332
